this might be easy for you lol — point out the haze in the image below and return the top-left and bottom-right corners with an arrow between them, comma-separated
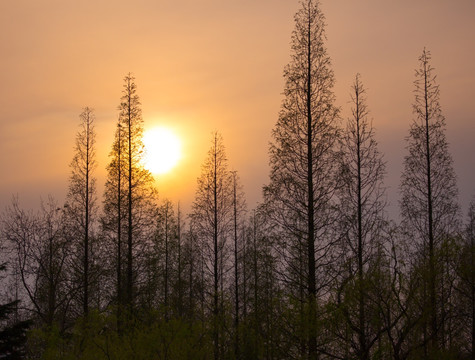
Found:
1,0 -> 474,216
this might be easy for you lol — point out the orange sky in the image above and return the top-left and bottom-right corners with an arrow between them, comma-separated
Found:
1,0 -> 474,217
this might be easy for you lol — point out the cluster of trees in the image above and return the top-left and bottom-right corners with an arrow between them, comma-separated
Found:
0,0 -> 473,359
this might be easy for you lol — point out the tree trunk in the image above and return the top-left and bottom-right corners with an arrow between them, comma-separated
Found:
117,121 -> 122,331
233,173 -> 240,360
84,116 -> 90,317
213,134 -> 219,360
423,56 -> 438,353
306,11 -> 317,359
355,80 -> 368,360
164,203 -> 169,319
127,83 -> 134,312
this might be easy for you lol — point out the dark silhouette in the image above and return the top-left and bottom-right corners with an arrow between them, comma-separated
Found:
400,48 -> 460,357
264,0 -> 339,358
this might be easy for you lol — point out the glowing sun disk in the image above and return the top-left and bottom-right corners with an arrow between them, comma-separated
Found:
143,127 -> 181,175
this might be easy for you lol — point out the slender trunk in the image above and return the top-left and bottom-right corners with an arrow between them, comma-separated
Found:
178,204 -> 183,317
189,225 -> 194,319
14,268 -> 19,322
253,213 -> 259,335
471,222 -> 475,357
233,173 -> 240,360
423,56 -> 438,352
268,258 -> 275,360
243,232 -> 248,319
164,204 -> 169,318
84,116 -> 90,317
306,11 -> 317,360
201,247 -> 205,328
213,135 -> 219,360
117,121 -> 123,332
356,81 -> 367,359
423,247 -> 428,358
265,267 -> 270,360
127,84 -> 134,312
299,236 -> 306,357
48,233 -> 54,327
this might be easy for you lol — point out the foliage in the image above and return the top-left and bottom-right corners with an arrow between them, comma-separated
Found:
25,310 -> 210,360
0,264 -> 32,360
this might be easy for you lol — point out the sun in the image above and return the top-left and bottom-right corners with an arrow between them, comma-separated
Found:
142,127 -> 182,175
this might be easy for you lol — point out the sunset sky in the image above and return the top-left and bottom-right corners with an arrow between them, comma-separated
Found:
1,0 -> 474,218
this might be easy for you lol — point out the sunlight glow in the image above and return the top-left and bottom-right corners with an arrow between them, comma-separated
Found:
143,127 -> 182,175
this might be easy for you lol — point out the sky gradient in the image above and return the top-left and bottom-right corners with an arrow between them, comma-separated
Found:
1,0 -> 474,217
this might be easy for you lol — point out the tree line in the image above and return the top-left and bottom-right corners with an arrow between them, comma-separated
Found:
0,0 -> 473,359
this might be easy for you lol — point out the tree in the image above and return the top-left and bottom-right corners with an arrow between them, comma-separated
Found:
121,73 -> 142,311
160,199 -> 175,317
264,0 -> 339,358
2,198 -> 71,329
230,171 -> 246,359
0,264 -> 32,360
190,131 -> 233,360
334,74 -> 387,359
376,227 -> 423,360
102,73 -> 157,320
65,107 -> 97,317
102,116 -> 126,327
240,207 -> 282,359
183,221 -> 201,321
455,197 -> 475,357
467,198 -> 475,357
400,48 -> 460,356
174,202 -> 185,317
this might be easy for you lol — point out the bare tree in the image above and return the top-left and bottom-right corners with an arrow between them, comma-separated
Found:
121,74 -> 141,311
175,202 -> 184,317
334,74 -> 387,359
455,197 -> 475,357
190,132 -> 233,360
467,198 -> 475,358
264,0 -> 339,358
160,199 -> 175,317
102,74 -> 157,322
239,206 -> 282,358
65,107 -> 97,317
0,262 -> 31,359
230,170 -> 246,359
102,116 -> 127,328
400,48 -> 460,355
2,198 -> 70,328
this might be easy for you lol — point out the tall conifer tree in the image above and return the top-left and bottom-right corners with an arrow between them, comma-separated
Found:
400,49 -> 460,355
335,74 -> 387,359
65,107 -> 97,317
103,74 -> 157,319
264,1 -> 339,358
191,132 -> 233,360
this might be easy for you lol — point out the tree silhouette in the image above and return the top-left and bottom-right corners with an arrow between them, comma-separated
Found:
467,198 -> 475,358
65,107 -> 97,317
2,198 -> 70,328
264,0 -> 339,358
400,48 -> 460,356
230,170 -> 246,359
103,74 -> 157,322
102,116 -> 127,328
335,74 -> 387,359
455,197 -> 475,357
191,132 -> 233,360
0,264 -> 32,360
